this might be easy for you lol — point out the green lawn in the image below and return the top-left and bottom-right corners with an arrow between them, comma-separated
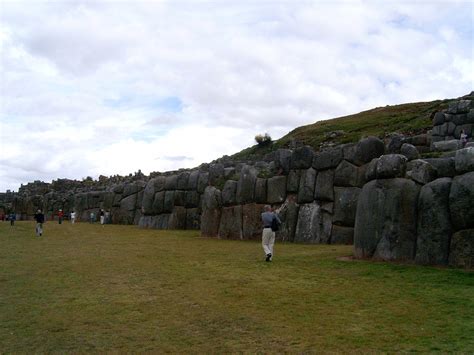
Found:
1,221 -> 473,353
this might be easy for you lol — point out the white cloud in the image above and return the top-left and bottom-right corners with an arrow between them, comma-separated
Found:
0,0 -> 473,191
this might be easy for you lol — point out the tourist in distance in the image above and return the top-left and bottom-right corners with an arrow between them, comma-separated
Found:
34,209 -> 45,237
58,209 -> 64,224
460,129 -> 468,148
70,210 -> 76,224
100,209 -> 105,225
261,205 -> 281,262
9,212 -> 16,226
90,211 -> 95,223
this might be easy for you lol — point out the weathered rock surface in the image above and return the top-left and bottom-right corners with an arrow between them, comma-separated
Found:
315,169 -> 334,201
354,178 -> 419,261
449,229 -> 474,269
333,187 -> 361,227
294,202 -> 332,243
449,172 -> 474,230
415,178 -> 452,265
455,147 -> 474,173
218,206 -> 243,239
400,143 -> 420,161
297,168 -> 317,203
406,160 -> 437,185
313,147 -> 343,170
267,176 -> 287,204
375,154 -> 407,179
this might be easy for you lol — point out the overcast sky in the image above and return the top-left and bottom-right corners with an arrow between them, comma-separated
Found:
0,0 -> 472,192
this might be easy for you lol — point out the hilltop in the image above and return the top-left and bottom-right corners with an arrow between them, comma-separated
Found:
231,97 -> 459,161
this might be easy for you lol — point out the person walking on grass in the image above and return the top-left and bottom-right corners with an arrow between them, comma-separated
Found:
9,212 -> 16,226
58,209 -> 64,224
34,209 -> 45,237
70,210 -> 76,224
261,205 -> 281,262
100,209 -> 105,225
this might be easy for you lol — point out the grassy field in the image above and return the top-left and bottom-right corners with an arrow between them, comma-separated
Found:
1,221 -> 473,353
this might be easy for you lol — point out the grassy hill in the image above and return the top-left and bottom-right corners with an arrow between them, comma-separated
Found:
232,97 -> 456,161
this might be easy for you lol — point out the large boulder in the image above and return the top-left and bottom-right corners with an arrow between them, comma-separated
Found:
432,140 -> 460,152
354,178 -> 420,261
432,112 -> 446,126
120,193 -> 137,211
315,169 -> 334,201
164,175 -> 178,190
290,146 -> 314,169
168,206 -> 187,229
447,99 -> 472,114
313,147 -> 343,170
415,178 -> 453,265
236,165 -> 257,204
294,202 -> 332,244
152,191 -> 165,215
218,206 -> 243,239
448,229 -> 474,269
242,203 -> 265,240
449,172 -> 474,230
222,180 -> 238,206
275,195 -> 299,242
186,208 -> 200,230
334,160 -> 367,187
273,149 -> 292,174
163,191 -> 175,212
187,170 -> 200,190
345,136 -> 385,166
423,158 -> 456,178
254,178 -> 267,204
122,181 -> 146,198
333,187 -> 361,227
455,147 -> 474,173
375,154 -> 407,179
286,170 -> 300,193
184,191 -> 200,208
406,160 -> 437,185
297,168 -> 317,203
200,186 -> 222,237
197,172 -> 210,194
331,225 -> 354,245
267,176 -> 287,204
177,172 -> 190,190
400,143 -> 419,161
209,163 -> 225,185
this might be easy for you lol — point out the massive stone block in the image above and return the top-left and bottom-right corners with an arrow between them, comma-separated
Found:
406,160 -> 437,185
187,170 -> 200,190
375,154 -> 407,179
186,208 -> 200,230
331,225 -> 354,245
354,178 -> 420,261
273,149 -> 292,174
173,190 -> 186,207
152,191 -> 165,215
163,191 -> 175,213
201,186 -> 222,237
294,202 -> 332,244
236,165 -> 257,204
197,172 -> 209,194
122,181 -> 146,198
242,203 -> 265,240
164,175 -> 178,190
333,187 -> 361,227
168,206 -> 187,229
297,168 -> 317,204
315,169 -> 334,201
209,163 -> 225,185
432,112 -> 446,126
415,178 -> 453,265
177,172 -> 190,190
455,147 -> 474,173
255,178 -> 267,204
423,158 -> 456,178
449,229 -> 474,269
290,146 -> 314,170
334,160 -> 367,187
449,172 -> 474,230
222,180 -> 238,206
345,136 -> 385,166
400,143 -> 420,161
276,195 -> 299,242
120,193 -> 137,211
287,170 -> 300,193
313,147 -> 343,170
218,205 -> 243,239
267,176 -> 287,204
185,191 -> 200,208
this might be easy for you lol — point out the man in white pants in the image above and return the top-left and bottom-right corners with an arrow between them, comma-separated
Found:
261,205 -> 281,262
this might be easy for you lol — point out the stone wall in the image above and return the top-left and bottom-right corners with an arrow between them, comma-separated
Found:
9,98 -> 474,269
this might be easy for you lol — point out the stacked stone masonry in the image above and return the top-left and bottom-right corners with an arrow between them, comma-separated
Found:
9,99 -> 474,269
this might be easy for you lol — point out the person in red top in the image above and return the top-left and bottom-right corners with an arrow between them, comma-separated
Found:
58,209 -> 64,224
